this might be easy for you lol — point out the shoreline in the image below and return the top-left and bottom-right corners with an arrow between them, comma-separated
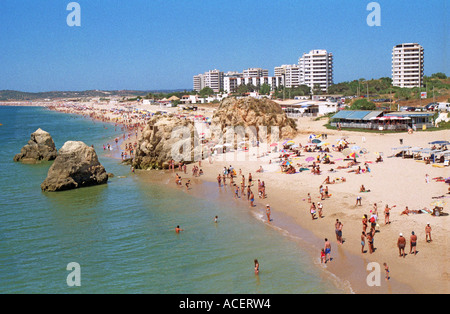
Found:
22,103 -> 449,294
141,167 -> 417,294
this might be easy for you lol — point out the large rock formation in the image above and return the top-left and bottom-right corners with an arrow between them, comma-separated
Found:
41,141 -> 108,192
211,97 -> 297,140
13,128 -> 58,163
132,115 -> 199,170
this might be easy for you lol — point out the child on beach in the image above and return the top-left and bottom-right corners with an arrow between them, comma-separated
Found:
321,249 -> 326,263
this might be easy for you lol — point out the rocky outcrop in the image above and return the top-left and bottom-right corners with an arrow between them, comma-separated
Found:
41,141 -> 108,192
211,97 -> 297,139
13,128 -> 58,163
132,115 -> 199,170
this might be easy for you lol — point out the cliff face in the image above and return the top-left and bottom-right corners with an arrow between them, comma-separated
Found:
13,128 -> 57,163
211,97 -> 297,140
132,115 -> 199,170
41,141 -> 108,192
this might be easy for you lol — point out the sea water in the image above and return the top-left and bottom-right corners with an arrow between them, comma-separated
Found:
0,106 -> 344,293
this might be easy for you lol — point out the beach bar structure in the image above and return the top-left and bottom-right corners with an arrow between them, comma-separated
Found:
330,110 -> 435,130
278,100 -> 338,118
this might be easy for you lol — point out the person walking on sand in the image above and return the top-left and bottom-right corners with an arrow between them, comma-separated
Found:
324,238 -> 331,262
321,249 -> 326,264
317,202 -> 323,218
410,231 -> 417,255
384,204 -> 391,225
266,204 -> 271,222
335,219 -> 343,244
425,223 -> 432,242
362,214 -> 368,233
367,230 -> 374,254
398,233 -> 406,258
310,203 -> 317,220
361,231 -> 366,253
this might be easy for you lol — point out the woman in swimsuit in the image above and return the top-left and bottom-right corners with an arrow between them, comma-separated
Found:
254,259 -> 259,275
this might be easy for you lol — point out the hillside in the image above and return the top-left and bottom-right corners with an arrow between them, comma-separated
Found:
0,89 -> 189,101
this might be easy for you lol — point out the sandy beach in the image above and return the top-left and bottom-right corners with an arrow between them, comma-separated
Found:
46,101 -> 449,294
193,117 -> 449,294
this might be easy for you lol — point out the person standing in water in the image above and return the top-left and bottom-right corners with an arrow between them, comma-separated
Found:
254,259 -> 259,275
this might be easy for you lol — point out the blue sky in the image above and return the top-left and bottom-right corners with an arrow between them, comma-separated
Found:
0,0 -> 448,92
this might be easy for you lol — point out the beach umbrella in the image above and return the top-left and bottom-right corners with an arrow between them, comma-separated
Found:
430,200 -> 445,207
428,141 -> 450,145
283,140 -> 293,145
308,134 -> 316,139
318,142 -> 330,146
305,157 -> 315,162
351,145 -> 360,151
349,152 -> 359,158
281,160 -> 291,166
312,139 -> 321,144
270,143 -> 278,147
342,148 -> 352,156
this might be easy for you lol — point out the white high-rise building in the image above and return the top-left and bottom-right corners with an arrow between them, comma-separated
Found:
298,49 -> 333,93
274,64 -> 301,88
242,68 -> 269,78
193,69 -> 224,92
193,74 -> 204,92
392,43 -> 424,88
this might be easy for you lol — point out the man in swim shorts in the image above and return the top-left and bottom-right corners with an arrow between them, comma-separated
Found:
397,233 -> 406,258
324,238 -> 331,262
409,231 -> 417,255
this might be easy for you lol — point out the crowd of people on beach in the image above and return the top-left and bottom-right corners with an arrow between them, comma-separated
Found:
46,103 -> 447,288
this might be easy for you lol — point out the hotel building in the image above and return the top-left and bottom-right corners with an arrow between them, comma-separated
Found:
298,49 -> 333,92
392,43 -> 424,88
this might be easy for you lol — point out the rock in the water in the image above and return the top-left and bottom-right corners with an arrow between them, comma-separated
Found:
211,97 -> 297,139
41,141 -> 108,192
133,115 -> 199,170
13,128 -> 58,162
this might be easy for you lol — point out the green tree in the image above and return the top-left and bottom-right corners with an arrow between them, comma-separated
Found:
312,84 -> 323,95
199,87 -> 214,98
431,72 -> 447,79
259,83 -> 271,95
349,98 -> 376,110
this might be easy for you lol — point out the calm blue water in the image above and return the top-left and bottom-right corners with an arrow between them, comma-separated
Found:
0,106 -> 344,293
